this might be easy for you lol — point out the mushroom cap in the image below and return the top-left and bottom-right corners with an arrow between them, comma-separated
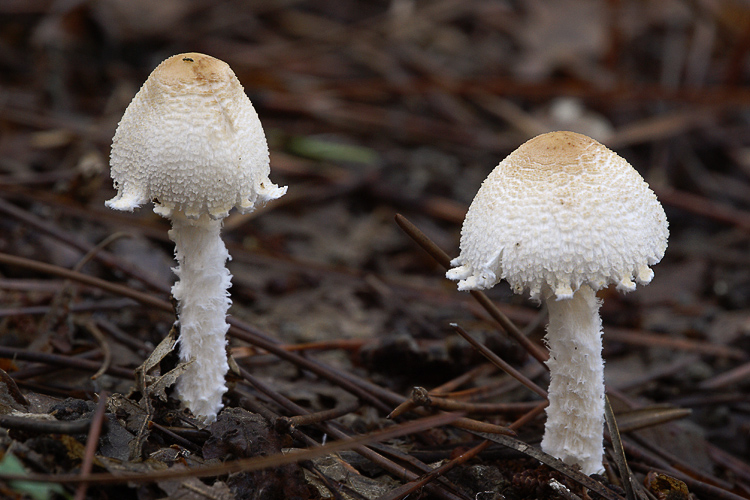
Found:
107,52 -> 286,219
446,131 -> 668,300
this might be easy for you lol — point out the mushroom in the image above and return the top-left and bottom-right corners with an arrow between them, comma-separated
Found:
106,53 -> 287,423
446,131 -> 668,475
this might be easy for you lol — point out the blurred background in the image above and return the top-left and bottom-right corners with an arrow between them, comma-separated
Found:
1,0 -> 750,476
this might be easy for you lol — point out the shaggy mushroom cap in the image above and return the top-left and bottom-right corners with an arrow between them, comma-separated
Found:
107,52 -> 286,219
447,131 -> 668,299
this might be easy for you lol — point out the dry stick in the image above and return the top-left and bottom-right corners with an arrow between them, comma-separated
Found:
614,355 -> 699,392
444,366 -> 546,400
11,349 -> 104,380
0,197 -> 169,293
511,400 -> 548,430
307,467 -> 355,500
0,253 -> 399,416
94,318 -> 152,356
0,299 -> 138,318
388,364 -> 536,420
149,422 -> 202,452
380,401 -> 549,500
475,432 -> 625,500
0,248 -> 325,368
0,369 -> 28,406
449,416 -> 515,436
158,426 -> 209,444
321,73 -> 750,108
699,359 -> 750,389
387,398 -> 418,419
388,396 -> 518,435
708,443 -> 750,487
231,330 -> 394,413
74,391 -> 108,500
653,185 -> 750,233
0,252 -> 170,312
393,214 -> 549,365
263,92 -> 496,152
0,188 -> 166,244
388,397 -> 533,427
84,320 -> 111,380
613,407 -> 693,434
378,440 -> 491,500
409,387 -> 541,415
34,234 -> 128,349
78,233 -> 132,272
1,251 -> 397,413
666,392 -> 745,409
0,414 -> 91,434
17,378 -> 102,400
238,369 -> 468,500
235,389 -> 323,449
364,273 -> 438,335
612,409 -> 746,500
238,369 -> 344,430
607,327 -> 745,360
281,401 -> 362,428
389,406 -> 515,443
332,431 -> 470,500
441,378 -> 514,401
431,363 -> 497,395
628,431 -> 735,492
386,316 -> 551,494
227,317 -> 283,348
0,413 -> 465,487
603,396 -> 637,500
271,338 -> 367,353
383,320 -> 552,498
0,251 -> 280,347
0,346 -> 133,379
0,278 -> 89,293
231,338 -> 369,359
241,372 -> 471,500
607,387 -> 739,492
451,324 -> 547,400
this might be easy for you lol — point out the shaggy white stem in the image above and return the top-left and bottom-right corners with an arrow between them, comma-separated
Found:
169,212 -> 231,424
541,284 -> 605,475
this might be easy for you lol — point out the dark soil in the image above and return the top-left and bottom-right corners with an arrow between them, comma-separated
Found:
1,1 -> 750,499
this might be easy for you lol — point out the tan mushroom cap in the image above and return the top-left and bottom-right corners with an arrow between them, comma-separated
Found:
107,52 -> 286,218
447,131 -> 669,299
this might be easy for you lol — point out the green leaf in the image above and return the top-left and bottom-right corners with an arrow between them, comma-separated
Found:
287,136 -> 378,165
0,452 -> 68,500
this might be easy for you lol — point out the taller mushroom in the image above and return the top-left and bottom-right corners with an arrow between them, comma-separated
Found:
447,131 -> 668,475
107,53 -> 286,423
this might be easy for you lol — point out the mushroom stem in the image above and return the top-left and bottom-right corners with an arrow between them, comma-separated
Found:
541,284 -> 605,475
169,211 -> 231,423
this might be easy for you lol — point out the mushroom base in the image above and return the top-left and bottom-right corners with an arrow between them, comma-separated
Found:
541,284 -> 605,476
169,212 -> 231,424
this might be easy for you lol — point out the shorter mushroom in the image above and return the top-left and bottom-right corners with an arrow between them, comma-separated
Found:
107,53 -> 286,423
447,131 -> 668,475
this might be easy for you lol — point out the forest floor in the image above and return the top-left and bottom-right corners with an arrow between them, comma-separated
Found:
1,1 -> 750,499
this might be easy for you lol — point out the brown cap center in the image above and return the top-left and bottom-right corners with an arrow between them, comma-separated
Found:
518,130 -> 596,166
152,52 -> 232,88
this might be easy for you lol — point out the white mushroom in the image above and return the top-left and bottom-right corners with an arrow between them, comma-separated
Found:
107,53 -> 287,423
447,131 -> 668,475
